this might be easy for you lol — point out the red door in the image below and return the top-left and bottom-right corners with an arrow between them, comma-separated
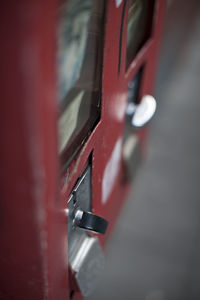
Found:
0,1 -> 165,299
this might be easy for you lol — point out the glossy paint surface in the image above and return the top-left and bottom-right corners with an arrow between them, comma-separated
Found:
62,0 -> 165,297
0,1 -> 68,299
62,0 -> 165,241
0,0 -> 165,299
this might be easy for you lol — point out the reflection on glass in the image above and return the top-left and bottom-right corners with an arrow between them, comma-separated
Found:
59,91 -> 85,153
126,0 -> 155,68
58,0 -> 92,101
57,0 -> 104,166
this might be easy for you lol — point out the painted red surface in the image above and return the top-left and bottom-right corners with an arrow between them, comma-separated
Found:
0,1 -> 68,299
62,0 -> 166,244
0,0 -> 165,299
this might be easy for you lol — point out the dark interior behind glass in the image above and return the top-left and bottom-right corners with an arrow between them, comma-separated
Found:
126,0 -> 155,68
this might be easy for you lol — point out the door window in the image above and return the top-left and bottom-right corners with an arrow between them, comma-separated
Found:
126,0 -> 155,68
57,0 -> 105,168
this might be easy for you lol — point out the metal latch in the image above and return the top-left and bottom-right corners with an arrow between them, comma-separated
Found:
126,95 -> 157,129
67,165 -> 108,297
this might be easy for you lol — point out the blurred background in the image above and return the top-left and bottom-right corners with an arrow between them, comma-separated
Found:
87,0 -> 200,299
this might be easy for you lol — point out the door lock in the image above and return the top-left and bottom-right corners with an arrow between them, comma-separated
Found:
74,209 -> 108,234
67,165 -> 108,297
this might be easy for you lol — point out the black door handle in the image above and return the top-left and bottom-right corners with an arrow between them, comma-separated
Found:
74,210 -> 108,235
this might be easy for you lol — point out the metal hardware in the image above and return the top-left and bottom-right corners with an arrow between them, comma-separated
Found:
67,165 -> 108,297
70,236 -> 105,297
74,210 -> 108,234
122,134 -> 142,181
131,95 -> 157,128
67,166 -> 108,236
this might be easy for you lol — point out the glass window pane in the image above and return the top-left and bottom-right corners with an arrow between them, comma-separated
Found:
57,0 -> 104,167
126,0 -> 155,68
